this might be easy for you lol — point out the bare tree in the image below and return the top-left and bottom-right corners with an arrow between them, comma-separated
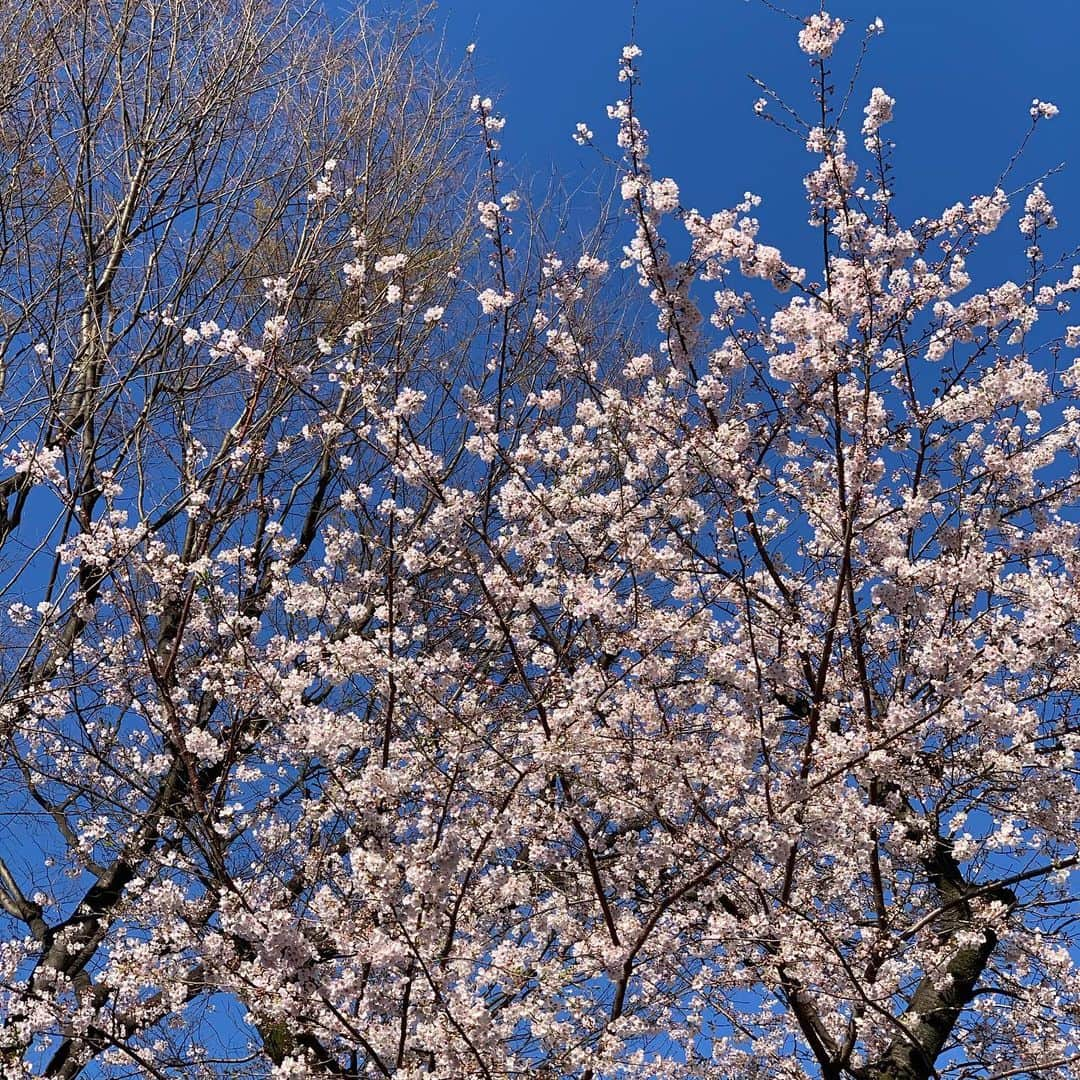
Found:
0,1 -> 485,1074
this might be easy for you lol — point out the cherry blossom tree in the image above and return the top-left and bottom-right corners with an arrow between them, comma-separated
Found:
0,3 -> 1077,1078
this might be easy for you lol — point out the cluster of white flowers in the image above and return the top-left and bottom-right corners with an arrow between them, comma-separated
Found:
373,253 -> 407,275
477,288 -> 514,314
1030,98 -> 1060,119
798,11 -> 845,58
647,178 -> 680,214
1019,184 -> 1057,237
576,254 -> 609,279
968,189 -> 1011,234
342,259 -> 366,285
261,277 -> 290,303
861,86 -> 895,149
262,315 -> 289,344
572,122 -> 594,145
4,441 -> 63,484
477,201 -> 500,232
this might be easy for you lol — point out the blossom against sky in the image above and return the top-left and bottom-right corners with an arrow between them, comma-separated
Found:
429,0 -> 1078,268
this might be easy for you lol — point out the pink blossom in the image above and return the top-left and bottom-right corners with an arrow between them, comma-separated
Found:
477,287 -> 514,314
798,11 -> 845,58
373,253 -> 407,274
862,86 -> 895,148
647,178 -> 680,213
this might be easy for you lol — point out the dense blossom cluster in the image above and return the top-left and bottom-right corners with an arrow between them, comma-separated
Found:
0,4 -> 1077,1080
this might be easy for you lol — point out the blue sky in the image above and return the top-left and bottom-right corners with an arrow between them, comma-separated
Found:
406,0 -> 1080,274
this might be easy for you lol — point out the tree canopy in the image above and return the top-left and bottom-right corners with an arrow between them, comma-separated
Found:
0,3 -> 1076,1078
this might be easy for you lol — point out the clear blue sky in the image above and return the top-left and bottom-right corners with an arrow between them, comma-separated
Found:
352,0 -> 1080,276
